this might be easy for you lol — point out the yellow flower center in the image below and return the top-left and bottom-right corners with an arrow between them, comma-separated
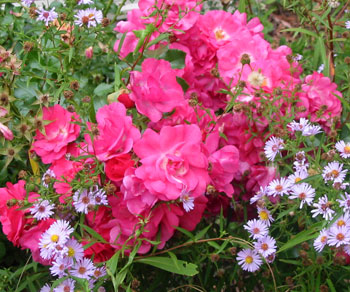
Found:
259,211 -> 268,221
337,220 -> 346,227
331,169 -> 339,178
68,247 -> 75,257
321,236 -> 327,243
275,185 -> 283,192
261,243 -> 269,251
214,28 -> 227,41
295,177 -> 301,183
51,234 -> 59,243
245,256 -> 253,264
345,146 -> 350,154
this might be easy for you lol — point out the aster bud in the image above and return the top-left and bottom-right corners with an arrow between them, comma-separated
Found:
316,256 -> 324,265
229,247 -> 237,256
215,268 -> 225,277
18,170 -> 27,179
131,279 -> 140,289
67,105 -> 75,113
210,253 -> 220,262
343,31 -> 350,38
320,284 -> 329,292
102,17 -> 110,27
7,148 -> 15,156
0,92 -> 9,106
240,53 -> 251,65
23,41 -> 34,52
345,57 -> 350,64
70,80 -> 80,91
169,33 -> 177,43
210,67 -> 220,78
29,7 -> 37,18
63,90 -> 74,100
206,184 -> 216,194
82,96 -> 91,103
34,118 -> 43,130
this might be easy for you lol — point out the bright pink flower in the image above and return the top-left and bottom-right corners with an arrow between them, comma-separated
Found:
32,105 -> 80,164
208,145 -> 240,197
133,124 -> 210,201
297,72 -> 342,128
86,102 -> 140,161
129,58 -> 185,122
121,167 -> 158,214
0,181 -> 27,246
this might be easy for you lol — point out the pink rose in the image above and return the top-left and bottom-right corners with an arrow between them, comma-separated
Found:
85,102 -> 140,161
129,58 -> 185,122
32,105 -> 81,164
85,46 -> 93,59
133,124 -> 210,201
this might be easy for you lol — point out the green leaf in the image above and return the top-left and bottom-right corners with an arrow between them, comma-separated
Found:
194,224 -> 212,241
68,47 -> 74,63
80,223 -> 107,243
176,77 -> 189,93
174,226 -> 194,240
107,250 -> 121,276
326,279 -> 337,292
163,49 -> 186,69
94,83 -> 114,97
340,123 -> 350,143
280,28 -> 318,38
146,33 -> 169,48
133,23 -> 156,55
135,256 -> 198,276
277,222 -> 322,253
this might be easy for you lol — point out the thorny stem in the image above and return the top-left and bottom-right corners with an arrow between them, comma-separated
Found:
327,14 -> 335,81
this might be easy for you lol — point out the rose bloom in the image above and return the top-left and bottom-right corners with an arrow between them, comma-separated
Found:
129,58 -> 185,122
133,124 -> 210,201
85,102 -> 140,161
32,105 -> 80,164
105,154 -> 135,182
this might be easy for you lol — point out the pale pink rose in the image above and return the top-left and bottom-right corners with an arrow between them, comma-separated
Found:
129,58 -> 185,122
0,123 -> 13,140
85,102 -> 140,161
133,124 -> 210,201
85,46 -> 93,59
32,105 -> 81,164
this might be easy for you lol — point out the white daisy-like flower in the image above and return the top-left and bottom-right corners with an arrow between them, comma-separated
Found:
237,249 -> 262,272
74,8 -> 103,28
328,225 -> 350,247
65,238 -> 84,262
31,200 -> 55,221
294,54 -> 303,61
37,8 -> 58,26
338,192 -> 350,211
333,213 -> 350,228
180,189 -> 195,212
288,118 -> 310,132
328,0 -> 340,8
50,256 -> 72,278
42,169 -> 56,188
322,161 -> 347,183
92,188 -> 108,205
311,195 -> 335,221
257,207 -> 274,226
302,124 -> 323,136
287,169 -> 308,185
289,183 -> 315,208
267,177 -> 291,197
71,258 -> 96,279
78,0 -> 94,4
346,20 -> 350,30
250,186 -> 267,204
293,159 -> 309,172
335,140 -> 350,158
53,278 -> 76,292
317,64 -> 325,73
21,0 -> 34,7
254,235 -> 277,258
93,266 -> 107,279
244,219 -> 268,240
73,189 -> 96,214
40,284 -> 51,292
39,220 -> 74,256
333,181 -> 350,190
314,229 -> 329,252
264,136 -> 284,161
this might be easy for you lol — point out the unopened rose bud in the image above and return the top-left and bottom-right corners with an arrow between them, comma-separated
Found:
70,80 -> 80,91
210,253 -> 220,262
63,90 -> 74,100
85,47 -> 93,59
240,53 -> 250,65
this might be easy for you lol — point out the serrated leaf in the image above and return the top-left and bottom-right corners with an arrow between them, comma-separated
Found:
135,256 -> 198,276
176,77 -> 189,93
163,49 -> 186,69
93,83 -> 114,97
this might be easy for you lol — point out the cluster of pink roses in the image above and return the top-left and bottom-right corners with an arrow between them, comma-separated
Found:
0,0 -> 343,280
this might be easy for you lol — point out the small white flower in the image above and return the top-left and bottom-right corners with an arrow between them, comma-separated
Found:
257,207 -> 274,226
244,219 -> 268,240
333,213 -> 350,228
289,183 -> 315,208
40,284 -> 51,292
42,169 -> 56,188
317,64 -> 325,73
65,238 -> 84,262
37,8 -> 58,26
338,192 -> 350,211
335,140 -> 350,158
92,188 -> 108,205
328,0 -> 340,8
248,71 -> 266,87
21,0 -> 34,7
31,200 -> 55,221
314,229 -> 329,252
328,225 -> 350,247
50,256 -> 72,277
78,0 -> 94,4
311,195 -> 335,221
71,258 -> 96,279
180,189 -> 194,212
264,136 -> 284,161
322,161 -> 347,183
93,266 -> 107,279
74,8 -> 103,28
254,235 -> 277,258
73,189 -> 96,214
346,20 -> 350,30
287,169 -> 308,185
250,186 -> 267,204
288,118 -> 310,132
237,249 -> 262,272
302,124 -> 323,136
53,278 -> 76,292
294,54 -> 303,61
267,177 -> 291,197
